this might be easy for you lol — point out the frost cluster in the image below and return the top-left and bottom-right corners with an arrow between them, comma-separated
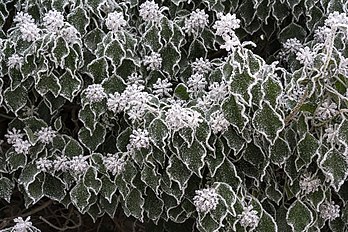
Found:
129,128 -> 150,150
209,111 -> 230,134
36,126 -> 56,144
103,153 -> 126,175
144,52 -> 162,71
106,12 -> 127,33
238,205 -> 260,229
193,187 -> 219,213
139,1 -> 163,23
299,173 -> 321,195
316,100 -> 338,120
213,13 -> 241,51
165,104 -> 203,130
43,10 -> 65,32
7,54 -> 24,69
191,57 -> 212,74
153,78 -> 172,97
85,84 -> 107,103
320,201 -> 340,221
183,9 -> 209,35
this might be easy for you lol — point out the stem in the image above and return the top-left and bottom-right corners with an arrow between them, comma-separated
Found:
284,89 -> 309,126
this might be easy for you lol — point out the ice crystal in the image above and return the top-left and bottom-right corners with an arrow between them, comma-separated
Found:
193,187 -> 219,213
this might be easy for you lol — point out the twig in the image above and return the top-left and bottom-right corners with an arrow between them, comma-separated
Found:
284,89 -> 309,126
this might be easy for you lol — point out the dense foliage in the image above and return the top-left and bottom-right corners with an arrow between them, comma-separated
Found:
1,0 -> 348,231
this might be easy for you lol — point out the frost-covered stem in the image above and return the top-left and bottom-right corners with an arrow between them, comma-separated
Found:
284,89 -> 309,126
0,113 -> 15,120
321,27 -> 336,73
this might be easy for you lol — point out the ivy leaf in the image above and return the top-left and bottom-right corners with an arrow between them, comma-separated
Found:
262,75 -> 282,107
87,57 -> 109,83
320,149 -> 348,192
52,37 -> 70,68
35,73 -> 61,97
143,25 -> 162,51
70,181 -> 92,214
63,137 -> 84,157
144,188 -> 164,223
222,94 -> 248,133
160,42 -> 180,76
166,155 -> 192,190
4,85 -> 27,114
178,140 -> 206,178
197,213 -> 220,232
141,163 -> 161,194
19,163 -> 41,190
78,123 -> 106,152
252,102 -> 284,144
296,133 -> 319,170
43,174 -> 66,202
67,6 -> 89,35
270,137 -> 291,166
230,70 -> 256,103
59,71 -> 82,101
104,39 -> 126,68
83,167 -> 102,195
222,127 -> 245,154
7,152 -> 27,173
174,83 -> 190,100
256,210 -> 278,232
0,177 -> 14,203
286,200 -> 313,232
278,22 -> 307,43
124,188 -> 145,221
79,105 -> 97,135
338,119 -> 348,146
148,118 -> 169,150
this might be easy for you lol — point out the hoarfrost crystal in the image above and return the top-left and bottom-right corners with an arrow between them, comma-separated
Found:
106,12 -> 127,33
103,153 -> 126,175
14,12 -> 34,24
85,84 -> 107,103
5,128 -> 24,144
7,54 -> 24,69
43,10 -> 65,32
238,205 -> 260,229
320,201 -> 340,221
129,129 -> 150,150
53,155 -> 70,172
193,187 -> 219,213
213,13 -> 240,39
68,155 -> 89,175
144,52 -> 162,71
36,157 -> 53,172
191,57 -> 212,74
13,139 -> 31,155
316,100 -> 338,120
60,26 -> 79,44
187,73 -> 207,95
139,1 -> 163,23
183,9 -> 209,35
299,173 -> 321,194
209,111 -> 230,134
13,216 -> 33,232
153,78 -> 172,97
36,126 -> 56,144
296,46 -> 315,66
19,22 -> 40,42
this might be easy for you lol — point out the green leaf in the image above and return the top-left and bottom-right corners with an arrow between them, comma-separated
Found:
270,137 -> 291,166
59,71 -> 82,101
286,200 -> 313,232
320,149 -> 348,192
278,22 -> 306,43
35,73 -> 61,97
222,127 -> 245,154
78,123 -> 106,152
252,102 -> 284,144
230,70 -> 256,103
148,118 -> 169,149
99,194 -> 119,218
188,39 -> 207,60
143,25 -> 162,51
43,174 -> 66,202
174,83 -> 190,100
84,28 -> 105,53
222,94 -> 248,133
63,137 -> 84,157
178,140 -> 206,178
26,174 -> 44,204
0,177 -> 14,203
124,188 -> 144,221
166,155 -> 192,190
338,119 -> 348,146
141,163 -> 161,194
79,105 -> 97,134
160,42 -> 180,76
214,182 -> 237,215
83,167 -> 102,195
67,6 -> 89,35
19,163 -> 41,190
52,37 -> 70,68
105,39 -> 126,68
256,210 -> 278,232
101,176 -> 117,203
4,85 -> 27,114
296,133 -> 319,170
70,181 -> 91,214
262,75 -> 282,107
7,152 -> 27,173
144,188 -> 164,222
197,213 -> 220,232
160,17 -> 173,44
87,57 -> 109,83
